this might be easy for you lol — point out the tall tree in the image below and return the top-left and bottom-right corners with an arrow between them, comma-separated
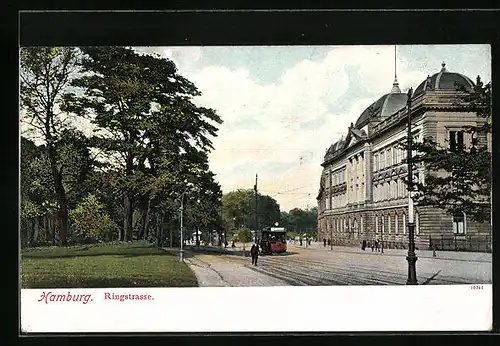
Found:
408,75 -> 491,222
62,47 -> 222,241
287,207 -> 317,235
20,47 -> 81,245
221,190 -> 281,231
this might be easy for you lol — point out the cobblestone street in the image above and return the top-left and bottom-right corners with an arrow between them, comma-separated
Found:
180,243 -> 491,287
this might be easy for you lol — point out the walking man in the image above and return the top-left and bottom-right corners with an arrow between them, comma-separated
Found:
250,243 -> 259,266
323,238 -> 327,247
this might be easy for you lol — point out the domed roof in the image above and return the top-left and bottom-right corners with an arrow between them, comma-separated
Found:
355,82 -> 408,129
413,62 -> 474,98
326,138 -> 345,156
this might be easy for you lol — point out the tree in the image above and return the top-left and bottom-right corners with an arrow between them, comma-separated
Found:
407,75 -> 491,223
235,228 -> 253,254
20,47 -> 81,245
69,194 -> 119,243
62,47 -> 222,241
221,190 -> 281,231
287,207 -> 317,235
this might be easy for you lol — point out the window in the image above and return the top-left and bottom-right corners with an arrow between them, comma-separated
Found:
394,214 -> 398,234
457,131 -> 464,151
395,179 -> 399,198
387,148 -> 392,166
403,213 -> 406,235
360,217 -> 364,233
374,154 -> 378,171
380,151 -> 385,169
449,131 -> 465,152
453,211 -> 466,235
393,146 -> 399,164
388,215 -> 391,233
375,215 -> 379,233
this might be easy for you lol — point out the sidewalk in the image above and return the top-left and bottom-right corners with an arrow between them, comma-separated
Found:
293,242 -> 492,263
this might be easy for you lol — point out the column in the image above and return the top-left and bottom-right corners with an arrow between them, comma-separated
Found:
364,143 -> 372,201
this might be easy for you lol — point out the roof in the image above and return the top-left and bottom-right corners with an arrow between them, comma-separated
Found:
355,92 -> 408,129
413,62 -> 475,98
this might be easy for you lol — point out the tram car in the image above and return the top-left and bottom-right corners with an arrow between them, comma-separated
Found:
254,227 -> 287,255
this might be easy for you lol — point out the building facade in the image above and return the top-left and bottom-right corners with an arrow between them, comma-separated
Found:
316,63 -> 491,252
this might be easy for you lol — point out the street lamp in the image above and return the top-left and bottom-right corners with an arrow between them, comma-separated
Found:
178,183 -> 193,262
330,222 -> 333,250
406,87 -> 418,285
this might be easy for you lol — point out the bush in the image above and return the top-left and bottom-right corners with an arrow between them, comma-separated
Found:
69,194 -> 119,243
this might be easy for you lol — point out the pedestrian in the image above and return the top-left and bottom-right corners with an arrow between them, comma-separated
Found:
362,239 -> 366,251
250,243 -> 259,266
323,238 -> 326,247
231,240 -> 236,248
371,240 -> 374,252
375,240 -> 379,252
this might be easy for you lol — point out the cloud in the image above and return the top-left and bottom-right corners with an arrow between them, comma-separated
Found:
181,46 -> 428,211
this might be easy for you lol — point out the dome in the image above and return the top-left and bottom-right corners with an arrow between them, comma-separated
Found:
326,139 -> 345,156
413,62 -> 474,98
355,92 -> 408,129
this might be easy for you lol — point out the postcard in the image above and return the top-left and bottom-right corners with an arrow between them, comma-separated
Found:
20,44 -> 492,333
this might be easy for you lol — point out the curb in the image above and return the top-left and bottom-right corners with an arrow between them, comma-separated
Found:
292,245 -> 491,263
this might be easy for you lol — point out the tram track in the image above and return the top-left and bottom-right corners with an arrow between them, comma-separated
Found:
257,255 -> 472,285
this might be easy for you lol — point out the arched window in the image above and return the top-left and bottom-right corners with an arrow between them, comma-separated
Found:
453,210 -> 466,235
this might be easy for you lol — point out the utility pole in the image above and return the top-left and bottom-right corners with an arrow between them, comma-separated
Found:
254,174 -> 258,242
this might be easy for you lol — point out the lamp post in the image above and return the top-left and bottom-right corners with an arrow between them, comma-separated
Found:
406,87 -> 418,285
179,192 -> 185,262
178,184 -> 193,262
330,222 -> 333,250
381,219 -> 384,254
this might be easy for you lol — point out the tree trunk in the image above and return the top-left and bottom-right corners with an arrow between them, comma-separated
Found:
137,196 -> 151,240
123,194 -> 133,241
159,213 -> 164,247
47,144 -> 69,246
33,216 -> 39,245
169,218 -> 173,248
51,217 -> 56,246
44,216 -> 49,245
196,226 -> 200,246
143,203 -> 151,240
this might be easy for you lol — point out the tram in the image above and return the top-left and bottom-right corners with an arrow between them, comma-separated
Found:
254,227 -> 287,255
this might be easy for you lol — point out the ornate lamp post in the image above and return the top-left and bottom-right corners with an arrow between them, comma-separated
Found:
406,87 -> 418,285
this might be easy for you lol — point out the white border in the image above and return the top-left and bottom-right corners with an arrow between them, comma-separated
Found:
21,285 -> 492,333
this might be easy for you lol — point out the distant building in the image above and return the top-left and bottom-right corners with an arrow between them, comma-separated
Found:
316,63 -> 491,252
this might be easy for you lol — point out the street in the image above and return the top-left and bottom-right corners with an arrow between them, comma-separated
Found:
182,243 -> 491,287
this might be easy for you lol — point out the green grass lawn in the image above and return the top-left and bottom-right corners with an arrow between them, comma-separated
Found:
21,241 -> 198,288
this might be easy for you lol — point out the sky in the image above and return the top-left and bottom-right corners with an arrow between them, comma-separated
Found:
131,45 -> 491,212
21,45 -> 491,213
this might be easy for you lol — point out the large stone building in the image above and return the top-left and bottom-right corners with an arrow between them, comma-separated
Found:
316,63 -> 491,252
